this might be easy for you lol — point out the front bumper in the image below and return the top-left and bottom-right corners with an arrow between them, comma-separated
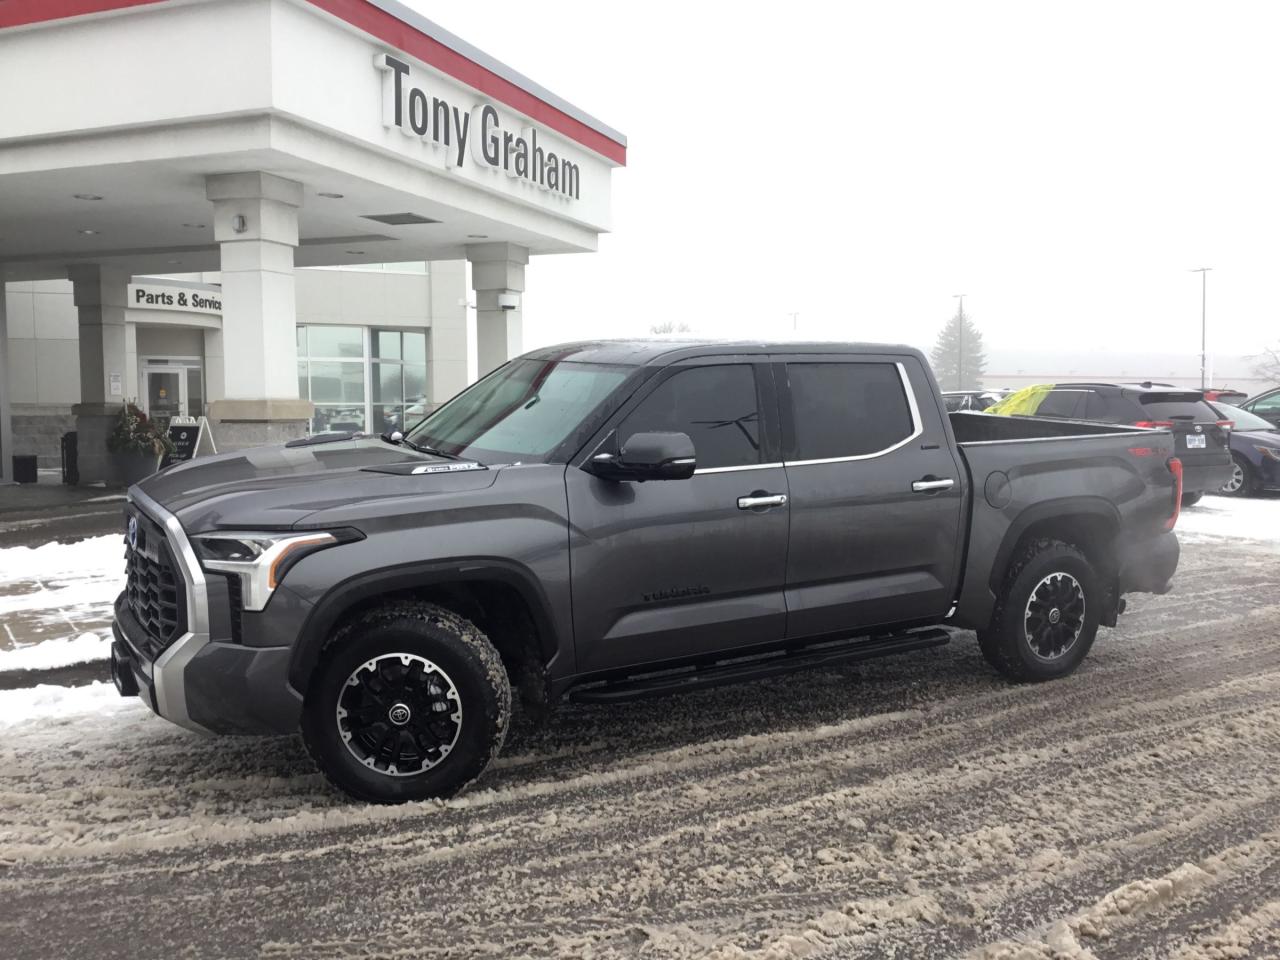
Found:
112,488 -> 302,736
1117,529 -> 1180,596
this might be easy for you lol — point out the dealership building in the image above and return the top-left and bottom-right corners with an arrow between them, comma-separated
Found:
0,0 -> 626,483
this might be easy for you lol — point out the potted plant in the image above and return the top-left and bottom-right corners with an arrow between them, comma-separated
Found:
106,403 -> 175,484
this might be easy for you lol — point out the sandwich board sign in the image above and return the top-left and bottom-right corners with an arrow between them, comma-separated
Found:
161,416 -> 217,469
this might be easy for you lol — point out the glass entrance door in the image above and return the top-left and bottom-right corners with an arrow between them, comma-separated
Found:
145,370 -> 185,428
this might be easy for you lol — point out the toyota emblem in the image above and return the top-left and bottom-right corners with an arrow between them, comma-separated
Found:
127,516 -> 138,550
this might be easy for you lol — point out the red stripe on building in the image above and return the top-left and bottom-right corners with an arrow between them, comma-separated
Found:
0,0 -> 627,166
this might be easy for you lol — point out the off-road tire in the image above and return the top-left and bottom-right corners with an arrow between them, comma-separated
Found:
302,601 -> 511,804
1181,491 -> 1204,507
977,538 -> 1101,683
1218,453 -> 1256,498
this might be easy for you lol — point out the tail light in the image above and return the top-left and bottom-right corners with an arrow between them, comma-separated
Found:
1216,420 -> 1234,430
1135,420 -> 1175,429
1165,457 -> 1183,531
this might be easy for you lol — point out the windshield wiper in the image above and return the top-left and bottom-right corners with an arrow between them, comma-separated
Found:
380,431 -> 470,461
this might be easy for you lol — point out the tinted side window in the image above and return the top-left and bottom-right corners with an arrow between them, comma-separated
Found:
1037,389 -> 1085,418
620,365 -> 760,469
1083,391 -> 1112,421
1247,392 -> 1280,415
787,362 -> 914,460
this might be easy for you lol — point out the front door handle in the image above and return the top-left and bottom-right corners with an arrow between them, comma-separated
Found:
737,493 -> 788,510
912,478 -> 955,493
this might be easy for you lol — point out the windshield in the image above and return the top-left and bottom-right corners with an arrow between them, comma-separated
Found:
1214,402 -> 1277,432
405,358 -> 632,464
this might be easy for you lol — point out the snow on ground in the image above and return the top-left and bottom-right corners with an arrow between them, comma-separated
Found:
2,534 -> 1280,959
0,631 -> 111,672
0,534 -> 122,659
1176,493 -> 1280,549
0,680 -> 137,726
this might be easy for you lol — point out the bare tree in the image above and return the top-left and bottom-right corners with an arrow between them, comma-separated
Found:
1249,343 -> 1280,384
649,321 -> 692,336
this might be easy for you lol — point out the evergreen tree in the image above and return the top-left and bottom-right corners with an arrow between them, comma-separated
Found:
930,307 -> 988,391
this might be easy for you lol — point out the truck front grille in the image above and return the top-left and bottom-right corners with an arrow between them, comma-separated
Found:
124,509 -> 187,660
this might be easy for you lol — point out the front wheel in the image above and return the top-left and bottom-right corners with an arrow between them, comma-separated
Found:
977,538 -> 1101,683
1218,454 -> 1255,498
302,601 -> 511,804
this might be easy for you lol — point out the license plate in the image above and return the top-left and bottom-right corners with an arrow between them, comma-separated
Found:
1186,434 -> 1207,449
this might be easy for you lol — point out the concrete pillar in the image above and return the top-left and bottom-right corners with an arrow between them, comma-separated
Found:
204,172 -> 311,450
0,281 -> 12,483
69,264 -> 131,484
427,259 -> 470,406
466,242 -> 528,376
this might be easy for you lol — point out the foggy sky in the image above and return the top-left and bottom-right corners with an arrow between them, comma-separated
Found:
408,0 -> 1280,366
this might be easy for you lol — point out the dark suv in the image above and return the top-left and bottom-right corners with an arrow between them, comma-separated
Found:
1000,382 -> 1232,504
112,342 -> 1182,803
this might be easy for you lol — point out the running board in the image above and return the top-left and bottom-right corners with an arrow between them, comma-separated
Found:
568,628 -> 952,704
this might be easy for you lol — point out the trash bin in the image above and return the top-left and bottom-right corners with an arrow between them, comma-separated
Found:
12,454 -> 37,484
61,431 -> 79,485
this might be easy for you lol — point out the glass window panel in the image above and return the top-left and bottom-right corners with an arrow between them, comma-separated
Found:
296,325 -> 307,356
297,362 -> 309,400
373,403 -> 405,435
307,325 -> 363,359
403,364 -> 427,403
403,331 -> 427,365
308,361 -> 365,403
313,405 -> 366,434
374,330 -> 401,361
621,365 -> 761,469
374,363 -> 402,404
186,367 -> 203,418
786,362 -> 914,460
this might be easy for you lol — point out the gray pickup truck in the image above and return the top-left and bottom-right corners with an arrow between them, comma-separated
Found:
112,340 -> 1183,802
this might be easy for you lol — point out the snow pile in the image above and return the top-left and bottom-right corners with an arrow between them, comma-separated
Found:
0,681 -> 135,727
1177,496 -> 1280,549
0,534 -> 123,585
0,631 -> 111,672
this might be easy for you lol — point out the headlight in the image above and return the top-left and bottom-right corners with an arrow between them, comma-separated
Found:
192,529 -> 360,611
1256,445 -> 1280,462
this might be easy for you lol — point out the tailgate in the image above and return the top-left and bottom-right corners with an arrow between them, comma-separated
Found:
1136,394 -> 1230,467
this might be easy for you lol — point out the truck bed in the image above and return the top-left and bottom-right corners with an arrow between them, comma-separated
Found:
948,410 -> 1142,444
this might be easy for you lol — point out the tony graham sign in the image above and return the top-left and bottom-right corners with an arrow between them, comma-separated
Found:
376,53 -> 581,200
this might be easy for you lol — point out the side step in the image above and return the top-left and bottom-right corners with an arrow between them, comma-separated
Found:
568,628 -> 951,704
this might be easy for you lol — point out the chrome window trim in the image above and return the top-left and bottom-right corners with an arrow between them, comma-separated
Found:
694,462 -> 784,475
783,361 -> 923,467
129,486 -> 214,736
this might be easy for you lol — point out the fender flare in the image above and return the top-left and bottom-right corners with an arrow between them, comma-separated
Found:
987,495 -> 1122,592
287,557 -> 564,694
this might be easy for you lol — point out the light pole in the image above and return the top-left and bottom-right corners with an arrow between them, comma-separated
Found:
1190,268 -> 1211,389
953,294 -> 966,390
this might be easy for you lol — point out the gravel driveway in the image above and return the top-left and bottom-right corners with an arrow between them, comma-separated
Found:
1,533 -> 1278,959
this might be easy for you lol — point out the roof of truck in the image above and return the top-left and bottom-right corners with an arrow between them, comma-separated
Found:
520,339 -> 923,365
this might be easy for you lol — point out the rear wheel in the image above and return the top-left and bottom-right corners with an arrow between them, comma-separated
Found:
302,601 -> 511,803
977,538 -> 1101,682
1181,491 -> 1204,507
1218,454 -> 1255,498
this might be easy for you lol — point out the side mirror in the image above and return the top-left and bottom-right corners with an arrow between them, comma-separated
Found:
587,431 -> 696,481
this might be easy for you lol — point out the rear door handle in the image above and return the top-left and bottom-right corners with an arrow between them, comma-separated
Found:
912,478 -> 955,493
737,494 -> 788,510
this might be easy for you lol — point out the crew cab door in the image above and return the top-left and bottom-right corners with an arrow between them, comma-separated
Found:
565,360 -> 789,674
778,355 -> 966,638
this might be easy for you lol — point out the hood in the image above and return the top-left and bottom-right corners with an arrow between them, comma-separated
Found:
134,437 -> 497,531
1232,428 -> 1280,447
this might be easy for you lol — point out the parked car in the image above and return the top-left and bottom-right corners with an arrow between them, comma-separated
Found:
1240,386 -> 1280,429
942,389 -> 1007,412
987,382 -> 1232,505
1203,387 -> 1250,405
112,341 -> 1182,803
1205,401 -> 1280,497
